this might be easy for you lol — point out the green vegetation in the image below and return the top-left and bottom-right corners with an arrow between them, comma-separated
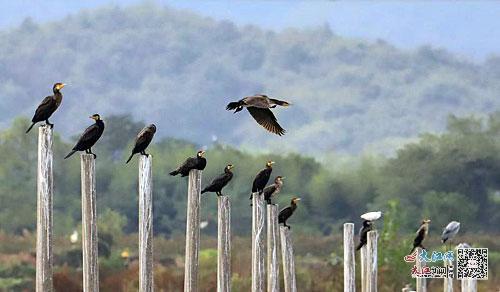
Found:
0,4 -> 499,155
0,113 -> 498,290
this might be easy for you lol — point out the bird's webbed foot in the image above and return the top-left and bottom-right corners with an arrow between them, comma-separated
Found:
141,151 -> 149,157
45,120 -> 54,128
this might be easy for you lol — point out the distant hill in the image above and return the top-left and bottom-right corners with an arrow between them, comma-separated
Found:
0,3 -> 499,155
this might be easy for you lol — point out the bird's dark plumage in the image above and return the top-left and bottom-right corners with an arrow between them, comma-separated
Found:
201,164 -> 234,196
26,83 -> 65,133
64,114 -> 105,159
278,197 -> 300,229
126,124 -> 157,163
250,161 -> 274,199
356,220 -> 373,250
226,94 -> 289,136
264,176 -> 284,205
169,151 -> 207,176
410,219 -> 431,254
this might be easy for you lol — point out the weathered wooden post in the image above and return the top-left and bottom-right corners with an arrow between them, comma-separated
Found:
184,169 -> 202,292
461,278 -> 476,292
252,192 -> 265,292
139,155 -> 154,292
343,223 -> 355,292
361,246 -> 368,292
267,204 -> 280,292
415,248 -> 426,292
81,154 -> 99,292
280,226 -> 296,292
443,258 -> 453,292
217,195 -> 231,292
36,126 -> 53,292
366,230 -> 377,292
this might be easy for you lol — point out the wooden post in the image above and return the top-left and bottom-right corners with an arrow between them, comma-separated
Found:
280,226 -> 297,292
468,279 -> 476,292
443,258 -> 453,292
81,154 -> 99,292
217,195 -> 231,292
343,223 -> 355,292
252,192 -> 265,292
184,169 -> 202,292
460,279 -> 467,292
361,246 -> 368,292
416,248 -> 426,292
36,126 -> 53,292
139,155 -> 154,292
366,231 -> 378,292
267,204 -> 280,292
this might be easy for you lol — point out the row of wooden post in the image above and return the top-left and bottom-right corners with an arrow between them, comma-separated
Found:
35,127 -> 297,292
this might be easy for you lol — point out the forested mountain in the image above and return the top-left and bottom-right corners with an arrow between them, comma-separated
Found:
0,3 -> 499,155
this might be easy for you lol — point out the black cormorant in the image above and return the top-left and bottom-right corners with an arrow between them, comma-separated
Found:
64,114 -> 105,159
410,219 -> 431,253
356,220 -> 373,250
201,164 -> 234,196
169,150 -> 207,176
278,197 -> 301,229
125,124 -> 157,163
249,160 -> 274,200
26,83 -> 65,133
226,94 -> 290,136
263,176 -> 284,205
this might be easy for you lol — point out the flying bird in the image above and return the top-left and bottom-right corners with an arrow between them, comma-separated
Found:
26,83 -> 65,133
169,150 -> 207,176
263,176 -> 284,205
201,164 -> 234,196
278,197 -> 301,229
249,160 -> 274,200
226,94 -> 290,136
356,220 -> 373,250
441,221 -> 460,244
125,124 -> 157,163
410,219 -> 431,253
64,114 -> 105,159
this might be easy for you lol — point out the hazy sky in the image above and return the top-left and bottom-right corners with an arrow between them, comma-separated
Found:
1,1 -> 499,61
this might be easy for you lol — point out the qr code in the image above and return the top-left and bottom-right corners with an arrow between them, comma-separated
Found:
457,248 -> 488,280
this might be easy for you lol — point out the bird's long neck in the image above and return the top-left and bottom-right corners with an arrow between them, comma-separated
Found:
291,202 -> 297,211
95,119 -> 104,127
224,168 -> 232,174
53,90 -> 63,105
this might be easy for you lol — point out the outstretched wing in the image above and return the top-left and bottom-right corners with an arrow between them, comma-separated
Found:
247,107 -> 286,136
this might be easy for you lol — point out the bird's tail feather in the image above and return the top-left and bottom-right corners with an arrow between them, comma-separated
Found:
226,101 -> 243,110
64,150 -> 77,159
25,123 -> 35,133
169,170 -> 179,176
356,242 -> 363,251
201,189 -> 207,194
270,99 -> 291,107
125,153 -> 134,164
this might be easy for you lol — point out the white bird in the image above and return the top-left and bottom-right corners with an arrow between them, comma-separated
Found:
441,221 -> 460,243
456,242 -> 471,249
360,211 -> 382,221
69,230 -> 78,244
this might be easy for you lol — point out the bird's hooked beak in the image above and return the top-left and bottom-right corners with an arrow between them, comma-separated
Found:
228,164 -> 235,170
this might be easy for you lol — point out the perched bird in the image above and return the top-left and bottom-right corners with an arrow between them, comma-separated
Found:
169,150 -> 207,176
26,83 -> 65,133
125,124 -> 157,163
356,220 -> 373,250
410,219 -> 431,253
201,164 -> 234,196
226,94 -> 290,136
361,211 -> 382,222
249,160 -> 274,200
278,197 -> 301,229
263,176 -> 284,205
64,114 -> 105,159
441,221 -> 460,244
